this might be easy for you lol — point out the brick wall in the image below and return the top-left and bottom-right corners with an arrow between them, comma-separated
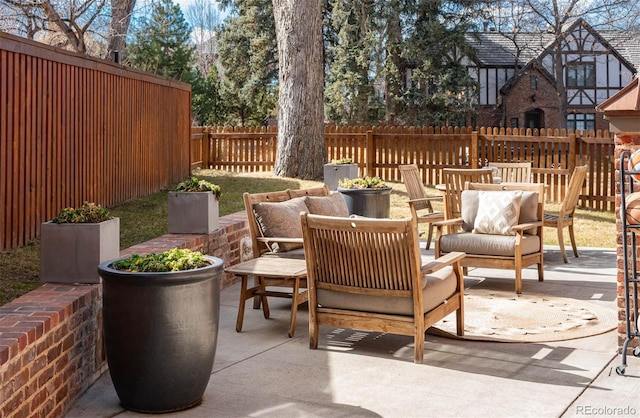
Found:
0,211 -> 249,417
614,133 -> 640,352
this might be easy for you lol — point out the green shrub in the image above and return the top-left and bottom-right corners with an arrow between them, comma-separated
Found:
175,177 -> 222,199
52,202 -> 113,223
338,176 -> 388,189
111,248 -> 210,272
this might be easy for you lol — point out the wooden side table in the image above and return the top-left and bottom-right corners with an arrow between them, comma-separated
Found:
225,257 -> 308,338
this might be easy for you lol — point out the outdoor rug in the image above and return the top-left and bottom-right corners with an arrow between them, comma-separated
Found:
428,283 -> 617,343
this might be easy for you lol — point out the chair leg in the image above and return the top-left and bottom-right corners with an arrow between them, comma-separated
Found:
414,332 -> 425,364
557,227 -> 569,263
425,224 -> 434,250
568,224 -> 579,258
515,269 -> 523,294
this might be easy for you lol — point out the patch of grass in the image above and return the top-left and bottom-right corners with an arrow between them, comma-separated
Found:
0,170 -> 617,305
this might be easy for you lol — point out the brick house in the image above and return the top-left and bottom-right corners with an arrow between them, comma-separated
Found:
465,19 -> 640,130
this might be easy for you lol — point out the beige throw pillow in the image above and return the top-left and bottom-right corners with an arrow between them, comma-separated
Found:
304,193 -> 349,217
253,197 -> 308,252
473,191 -> 523,235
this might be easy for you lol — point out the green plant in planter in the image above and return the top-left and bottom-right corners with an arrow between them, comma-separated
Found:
339,176 -> 388,189
330,157 -> 354,164
52,201 -> 113,223
111,248 -> 209,272
175,177 -> 222,200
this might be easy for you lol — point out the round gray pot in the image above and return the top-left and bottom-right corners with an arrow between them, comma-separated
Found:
98,255 -> 223,413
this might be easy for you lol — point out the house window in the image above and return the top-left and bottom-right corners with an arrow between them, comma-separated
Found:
566,63 -> 595,88
510,118 -> 519,128
567,113 -> 595,131
530,75 -> 538,90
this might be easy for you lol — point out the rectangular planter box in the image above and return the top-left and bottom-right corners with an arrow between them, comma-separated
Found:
324,163 -> 359,191
40,217 -> 120,284
168,191 -> 219,234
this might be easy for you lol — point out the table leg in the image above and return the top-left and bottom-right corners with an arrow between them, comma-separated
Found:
236,275 -> 248,332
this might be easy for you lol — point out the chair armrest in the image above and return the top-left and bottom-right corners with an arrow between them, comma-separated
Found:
433,218 -> 463,228
512,221 -> 542,233
420,251 -> 465,275
256,237 -> 304,245
408,196 -> 443,204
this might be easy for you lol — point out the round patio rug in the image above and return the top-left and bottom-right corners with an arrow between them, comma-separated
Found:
428,288 -> 617,343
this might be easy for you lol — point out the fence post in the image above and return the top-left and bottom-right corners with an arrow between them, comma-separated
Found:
568,132 -> 577,172
471,131 -> 479,168
203,127 -> 211,169
366,130 -> 375,177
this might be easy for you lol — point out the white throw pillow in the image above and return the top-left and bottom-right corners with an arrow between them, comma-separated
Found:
473,191 -> 523,235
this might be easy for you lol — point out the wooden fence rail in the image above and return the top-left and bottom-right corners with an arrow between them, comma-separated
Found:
1,32 -> 192,252
194,125 -> 615,211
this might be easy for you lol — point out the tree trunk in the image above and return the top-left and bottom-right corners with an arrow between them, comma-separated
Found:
107,0 -> 137,62
554,36 -> 567,130
272,0 -> 325,180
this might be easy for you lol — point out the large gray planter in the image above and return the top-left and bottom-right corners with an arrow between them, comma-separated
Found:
337,187 -> 392,218
324,163 -> 359,191
168,191 -> 219,234
98,255 -> 223,413
40,218 -> 120,283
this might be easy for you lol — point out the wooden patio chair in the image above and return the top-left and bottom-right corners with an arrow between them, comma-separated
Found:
441,168 -> 493,221
487,162 -> 532,183
434,182 -> 546,294
543,165 -> 588,263
399,164 -> 445,250
301,212 -> 465,364
240,186 -> 330,335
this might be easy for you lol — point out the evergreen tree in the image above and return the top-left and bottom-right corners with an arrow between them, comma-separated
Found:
125,0 -> 195,82
216,0 -> 278,125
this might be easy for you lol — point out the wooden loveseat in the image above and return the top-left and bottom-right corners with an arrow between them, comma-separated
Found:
238,186 -> 351,335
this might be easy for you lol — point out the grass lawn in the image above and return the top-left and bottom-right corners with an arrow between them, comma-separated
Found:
0,169 -> 616,305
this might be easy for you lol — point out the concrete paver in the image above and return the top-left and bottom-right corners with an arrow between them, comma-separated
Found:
67,247 -> 637,418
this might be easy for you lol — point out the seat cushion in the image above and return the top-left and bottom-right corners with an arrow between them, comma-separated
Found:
253,197 -> 308,252
473,191 -> 522,235
439,232 -> 541,257
304,192 -> 349,217
316,266 -> 457,316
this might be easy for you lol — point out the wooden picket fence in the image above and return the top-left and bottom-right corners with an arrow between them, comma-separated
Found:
192,125 -> 615,210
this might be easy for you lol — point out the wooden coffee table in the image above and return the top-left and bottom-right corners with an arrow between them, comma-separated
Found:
225,257 -> 307,338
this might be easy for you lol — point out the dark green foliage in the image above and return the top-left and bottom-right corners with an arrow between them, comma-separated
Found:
125,0 -> 195,82
175,176 -> 222,197
216,0 -> 278,125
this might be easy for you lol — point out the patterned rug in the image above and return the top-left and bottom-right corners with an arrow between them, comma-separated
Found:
428,287 -> 617,343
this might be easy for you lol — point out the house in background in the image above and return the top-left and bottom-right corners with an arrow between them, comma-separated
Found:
466,18 -> 640,131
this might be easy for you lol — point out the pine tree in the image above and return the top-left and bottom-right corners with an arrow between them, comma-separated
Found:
125,0 -> 195,82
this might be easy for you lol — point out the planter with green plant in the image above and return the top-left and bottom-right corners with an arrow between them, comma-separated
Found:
337,176 -> 392,218
168,177 -> 222,234
40,202 -> 120,283
323,157 -> 359,191
98,248 -> 223,413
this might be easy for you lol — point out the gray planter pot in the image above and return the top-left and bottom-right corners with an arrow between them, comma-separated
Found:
337,187 -> 392,218
324,163 -> 359,191
98,255 -> 223,413
40,218 -> 120,283
168,191 -> 219,234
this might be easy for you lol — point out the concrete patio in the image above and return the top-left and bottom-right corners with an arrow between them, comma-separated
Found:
66,246 -> 640,418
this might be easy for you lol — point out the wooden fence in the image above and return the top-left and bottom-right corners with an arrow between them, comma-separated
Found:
192,125 -> 615,210
1,32 -> 192,252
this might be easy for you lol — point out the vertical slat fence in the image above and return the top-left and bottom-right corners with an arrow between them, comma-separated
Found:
1,32 -> 192,252
198,125 -> 614,211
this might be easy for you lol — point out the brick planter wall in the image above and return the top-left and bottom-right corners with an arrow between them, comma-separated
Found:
0,211 -> 250,417
615,133 -> 640,352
